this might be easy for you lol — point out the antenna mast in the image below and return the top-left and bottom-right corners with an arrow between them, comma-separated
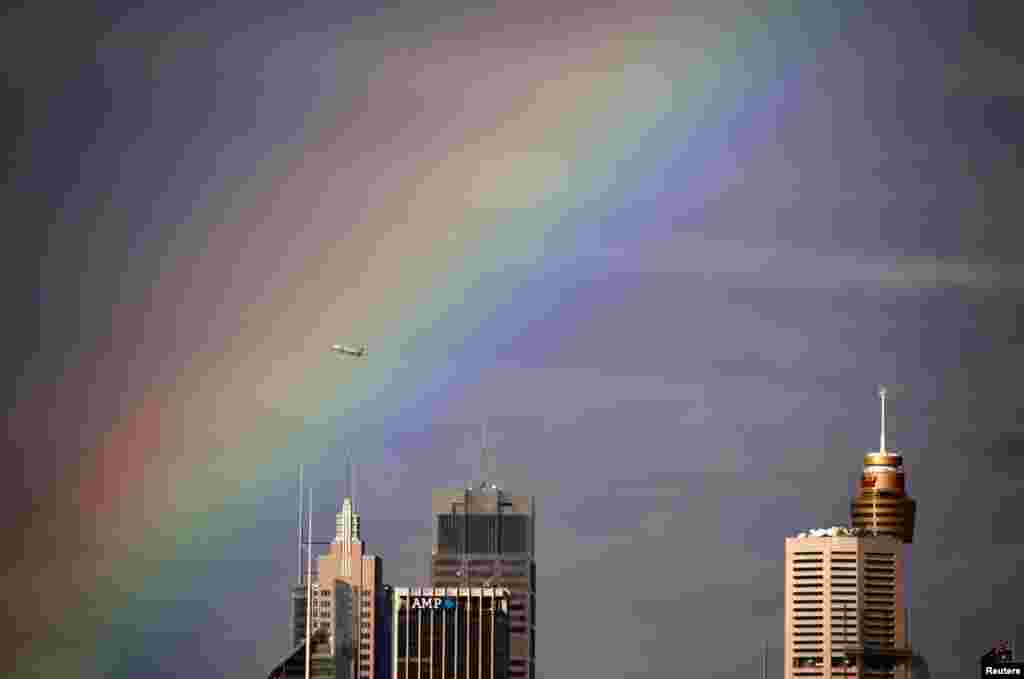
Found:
344,452 -> 351,508
480,421 -> 489,487
297,465 -> 304,585
879,386 -> 888,453
305,488 -> 313,679
346,451 -> 357,507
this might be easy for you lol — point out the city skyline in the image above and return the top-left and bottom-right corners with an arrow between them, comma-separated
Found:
291,390 -> 926,679
288,437 -> 535,679
6,1 -> 1023,678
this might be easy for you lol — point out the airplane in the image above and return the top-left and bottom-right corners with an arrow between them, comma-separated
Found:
330,344 -> 368,358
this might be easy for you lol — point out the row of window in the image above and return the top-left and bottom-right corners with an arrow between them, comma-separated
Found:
793,619 -> 855,628
435,566 -> 531,575
793,565 -> 865,574
795,636 -> 894,646
793,622 -> 859,628
793,657 -> 858,668
434,557 -> 532,566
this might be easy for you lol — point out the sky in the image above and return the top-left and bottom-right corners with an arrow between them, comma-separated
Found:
3,1 -> 1022,677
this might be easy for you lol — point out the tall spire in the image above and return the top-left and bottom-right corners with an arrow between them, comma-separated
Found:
334,450 -> 363,577
343,451 -> 355,508
479,420 -> 499,490
879,385 -> 888,454
480,421 -> 489,484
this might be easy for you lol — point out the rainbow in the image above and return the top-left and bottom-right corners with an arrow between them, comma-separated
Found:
12,2 -> 850,675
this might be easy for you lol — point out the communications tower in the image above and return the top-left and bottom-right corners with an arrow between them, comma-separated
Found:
850,387 -> 917,542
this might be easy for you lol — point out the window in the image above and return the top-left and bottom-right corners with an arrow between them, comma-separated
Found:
793,657 -> 824,668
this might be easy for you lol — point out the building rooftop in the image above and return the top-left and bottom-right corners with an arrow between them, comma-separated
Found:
791,526 -> 899,539
393,586 -> 511,596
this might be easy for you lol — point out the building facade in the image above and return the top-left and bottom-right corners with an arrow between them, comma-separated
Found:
290,578 -> 354,678
430,487 -> 535,679
784,531 -> 912,679
376,585 -> 394,679
392,587 -> 511,679
268,629 -> 336,679
316,496 -> 384,679
293,582 -> 351,645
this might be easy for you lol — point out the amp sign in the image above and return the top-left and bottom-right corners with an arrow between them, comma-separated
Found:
410,596 -> 457,610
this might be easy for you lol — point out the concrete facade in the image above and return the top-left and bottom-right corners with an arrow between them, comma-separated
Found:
784,534 -> 911,679
317,497 -> 383,679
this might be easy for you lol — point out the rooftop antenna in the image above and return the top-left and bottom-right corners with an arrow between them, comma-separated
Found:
344,450 -> 356,506
479,420 -> 500,491
879,385 -> 888,454
297,464 -> 304,585
305,487 -> 313,679
479,420 -> 489,487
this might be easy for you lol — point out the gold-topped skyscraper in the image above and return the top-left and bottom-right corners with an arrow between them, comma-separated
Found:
851,387 -> 917,542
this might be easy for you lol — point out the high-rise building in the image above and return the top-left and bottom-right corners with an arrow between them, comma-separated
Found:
784,528 -> 913,679
268,629 -> 337,679
392,587 -> 511,679
851,388 -> 916,543
317,495 -> 384,679
291,581 -> 353,654
375,585 -> 395,679
291,583 -> 307,650
430,485 -> 535,679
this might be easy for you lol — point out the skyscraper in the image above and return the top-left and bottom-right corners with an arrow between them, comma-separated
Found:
850,388 -> 916,543
375,585 -> 395,679
392,587 -> 512,679
430,484 -> 535,679
291,580 -> 353,654
784,528 -> 913,679
318,494 -> 383,679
